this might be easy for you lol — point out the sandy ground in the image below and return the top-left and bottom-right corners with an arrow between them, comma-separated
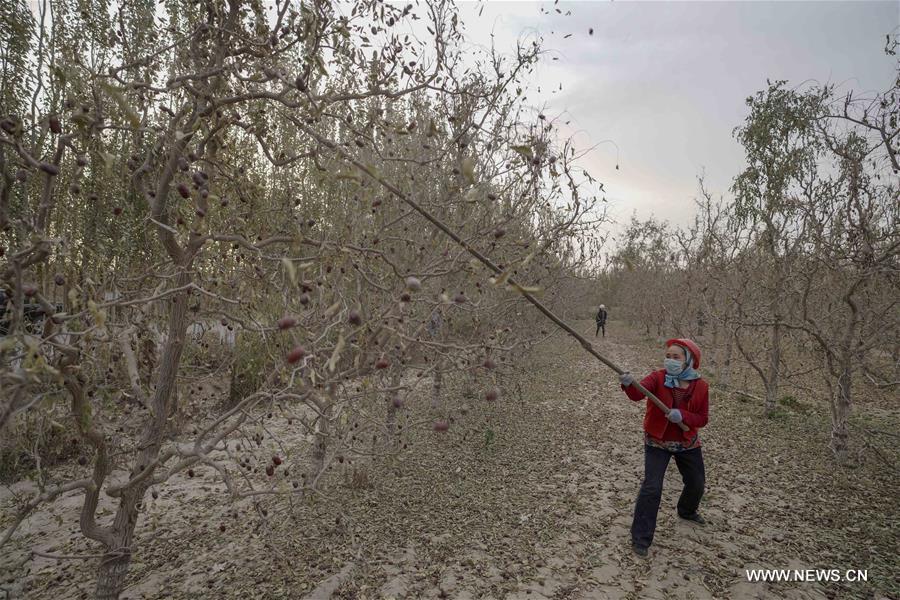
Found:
1,320 -> 898,599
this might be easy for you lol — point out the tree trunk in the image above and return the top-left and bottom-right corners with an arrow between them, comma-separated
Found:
91,270 -> 192,599
385,372 -> 400,439
95,551 -> 131,600
831,368 -> 852,464
431,360 -> 443,408
764,319 -> 782,416
719,328 -> 733,389
308,403 -> 332,483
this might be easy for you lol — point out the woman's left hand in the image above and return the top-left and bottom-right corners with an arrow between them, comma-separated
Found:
667,409 -> 683,423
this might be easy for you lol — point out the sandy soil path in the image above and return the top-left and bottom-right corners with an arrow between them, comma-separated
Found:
2,320 -> 897,599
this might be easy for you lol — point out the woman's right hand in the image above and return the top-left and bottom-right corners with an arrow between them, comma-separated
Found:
619,372 -> 635,387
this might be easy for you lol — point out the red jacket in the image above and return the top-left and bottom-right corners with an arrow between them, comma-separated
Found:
621,369 -> 709,442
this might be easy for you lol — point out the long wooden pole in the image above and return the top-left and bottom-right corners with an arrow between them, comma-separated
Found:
297,124 -> 689,432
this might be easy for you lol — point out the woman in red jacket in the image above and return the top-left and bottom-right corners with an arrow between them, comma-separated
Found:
619,338 -> 709,557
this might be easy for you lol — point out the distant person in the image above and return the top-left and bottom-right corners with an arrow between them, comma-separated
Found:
595,304 -> 608,337
617,338 -> 709,557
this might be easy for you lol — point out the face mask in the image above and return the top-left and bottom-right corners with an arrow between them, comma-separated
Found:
664,358 -> 683,376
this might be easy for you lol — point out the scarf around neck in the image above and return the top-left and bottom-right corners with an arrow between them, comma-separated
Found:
663,347 -> 701,389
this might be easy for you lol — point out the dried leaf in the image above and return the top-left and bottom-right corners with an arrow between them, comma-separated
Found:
100,82 -> 141,128
511,145 -> 534,160
282,258 -> 297,285
324,300 -> 342,318
327,334 -> 345,373
461,157 -> 476,185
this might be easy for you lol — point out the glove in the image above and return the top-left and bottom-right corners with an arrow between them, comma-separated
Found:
619,372 -> 635,387
667,409 -> 683,423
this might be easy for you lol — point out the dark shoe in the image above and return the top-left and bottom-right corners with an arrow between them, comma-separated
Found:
679,512 -> 706,525
632,544 -> 648,557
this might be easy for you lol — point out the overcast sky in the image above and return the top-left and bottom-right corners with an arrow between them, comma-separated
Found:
450,1 -> 899,238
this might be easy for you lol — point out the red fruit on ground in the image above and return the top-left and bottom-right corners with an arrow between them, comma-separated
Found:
483,357 -> 496,370
485,387 -> 499,401
266,465 -> 275,477
375,357 -> 390,369
348,309 -> 362,326
433,419 -> 449,432
272,456 -> 282,466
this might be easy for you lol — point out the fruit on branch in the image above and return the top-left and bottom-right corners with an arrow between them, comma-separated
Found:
76,154 -> 88,167
286,346 -> 306,364
177,183 -> 191,199
48,115 -> 61,134
39,163 -> 59,175
23,285 -> 37,297
277,316 -> 297,330
0,116 -> 19,135
54,274 -> 65,286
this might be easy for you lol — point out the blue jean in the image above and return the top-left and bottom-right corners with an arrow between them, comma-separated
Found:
631,444 -> 705,549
